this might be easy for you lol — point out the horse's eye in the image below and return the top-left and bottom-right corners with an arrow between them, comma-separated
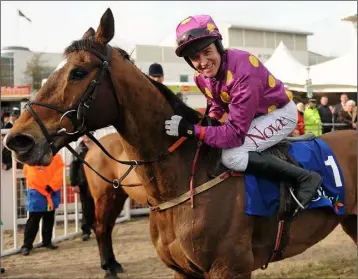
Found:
69,68 -> 88,81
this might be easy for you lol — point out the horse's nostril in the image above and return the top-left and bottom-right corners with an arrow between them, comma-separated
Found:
5,133 -> 36,154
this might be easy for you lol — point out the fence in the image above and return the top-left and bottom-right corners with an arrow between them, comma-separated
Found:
0,126 -> 149,257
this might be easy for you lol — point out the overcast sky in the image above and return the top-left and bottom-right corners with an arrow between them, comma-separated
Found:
1,1 -> 357,57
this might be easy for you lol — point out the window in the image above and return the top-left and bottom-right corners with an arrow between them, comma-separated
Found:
1,56 -> 14,86
180,75 -> 188,82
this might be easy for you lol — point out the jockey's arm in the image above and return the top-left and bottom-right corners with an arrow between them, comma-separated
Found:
194,74 -> 224,120
193,74 -> 260,149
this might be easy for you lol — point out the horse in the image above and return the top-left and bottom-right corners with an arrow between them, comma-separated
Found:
83,132 -> 147,277
5,8 -> 357,279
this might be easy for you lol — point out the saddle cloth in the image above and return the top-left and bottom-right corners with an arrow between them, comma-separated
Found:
244,138 -> 345,216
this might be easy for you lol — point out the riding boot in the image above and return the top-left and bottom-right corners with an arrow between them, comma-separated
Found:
245,151 -> 323,209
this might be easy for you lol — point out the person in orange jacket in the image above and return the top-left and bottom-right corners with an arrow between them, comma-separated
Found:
21,153 -> 64,256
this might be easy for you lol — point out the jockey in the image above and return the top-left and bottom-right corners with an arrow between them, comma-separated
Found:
165,15 -> 322,209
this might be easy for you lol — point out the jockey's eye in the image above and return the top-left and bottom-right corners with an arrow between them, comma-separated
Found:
69,68 -> 88,81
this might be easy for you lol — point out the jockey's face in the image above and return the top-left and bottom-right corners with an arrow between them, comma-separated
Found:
189,43 -> 221,78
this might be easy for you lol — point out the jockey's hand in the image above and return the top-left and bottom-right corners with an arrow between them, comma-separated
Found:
45,185 -> 54,194
165,115 -> 194,138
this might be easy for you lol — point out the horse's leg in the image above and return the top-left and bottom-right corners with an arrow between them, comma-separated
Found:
206,251 -> 253,279
104,193 -> 128,274
340,215 -> 357,244
94,193 -> 126,278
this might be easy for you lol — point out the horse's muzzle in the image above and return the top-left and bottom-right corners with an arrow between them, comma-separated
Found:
5,133 -> 36,155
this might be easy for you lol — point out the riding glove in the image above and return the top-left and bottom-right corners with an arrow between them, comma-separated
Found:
165,115 -> 194,138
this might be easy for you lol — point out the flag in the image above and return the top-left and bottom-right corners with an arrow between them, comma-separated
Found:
18,9 -> 31,23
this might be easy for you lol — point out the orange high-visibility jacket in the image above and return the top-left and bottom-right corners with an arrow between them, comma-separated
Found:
23,154 -> 65,211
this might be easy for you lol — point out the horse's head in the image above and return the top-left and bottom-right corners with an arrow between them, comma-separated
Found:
5,8 -> 121,166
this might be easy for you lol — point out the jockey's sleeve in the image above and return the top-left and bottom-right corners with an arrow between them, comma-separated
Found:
194,74 -> 260,148
208,102 -> 225,120
194,74 -> 224,120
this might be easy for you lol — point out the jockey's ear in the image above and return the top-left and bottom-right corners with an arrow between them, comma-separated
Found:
94,8 -> 115,45
82,27 -> 95,40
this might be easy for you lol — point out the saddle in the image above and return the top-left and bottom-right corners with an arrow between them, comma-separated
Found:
200,117 -> 316,268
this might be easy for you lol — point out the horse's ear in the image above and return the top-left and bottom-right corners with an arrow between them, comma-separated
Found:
82,27 -> 95,39
94,8 -> 115,45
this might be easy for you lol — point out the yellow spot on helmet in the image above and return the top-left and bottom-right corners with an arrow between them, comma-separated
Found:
180,17 -> 191,25
195,71 -> 200,77
268,105 -> 277,113
268,75 -> 276,88
249,55 -> 259,68
226,70 -> 233,85
285,89 -> 293,101
207,23 -> 216,33
205,88 -> 213,99
220,92 -> 230,103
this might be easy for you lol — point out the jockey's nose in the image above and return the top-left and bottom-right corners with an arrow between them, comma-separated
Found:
5,133 -> 35,155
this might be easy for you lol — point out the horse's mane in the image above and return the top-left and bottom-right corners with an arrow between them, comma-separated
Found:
64,39 -> 202,124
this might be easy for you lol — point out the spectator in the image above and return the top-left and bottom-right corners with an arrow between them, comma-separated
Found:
304,99 -> 322,136
336,100 -> 356,130
3,108 -> 20,129
317,96 -> 333,134
2,133 -> 24,170
295,102 -> 305,135
1,112 -> 10,128
69,134 -> 95,241
333,93 -> 348,123
21,154 -> 65,256
148,63 -> 164,84
1,133 -> 12,171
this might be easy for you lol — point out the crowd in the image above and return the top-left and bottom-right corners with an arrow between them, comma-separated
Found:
291,93 -> 357,137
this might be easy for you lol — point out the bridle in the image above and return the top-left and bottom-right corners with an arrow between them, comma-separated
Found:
24,43 -> 187,188
25,44 -> 114,150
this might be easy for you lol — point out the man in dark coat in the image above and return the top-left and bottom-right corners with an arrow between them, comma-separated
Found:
69,134 -> 95,241
317,96 -> 333,134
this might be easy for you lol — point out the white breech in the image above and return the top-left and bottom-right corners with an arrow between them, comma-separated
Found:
221,100 -> 298,171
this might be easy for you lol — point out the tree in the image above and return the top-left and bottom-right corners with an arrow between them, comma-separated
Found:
24,53 -> 53,91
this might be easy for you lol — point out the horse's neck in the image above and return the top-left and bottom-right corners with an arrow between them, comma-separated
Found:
111,59 -> 196,202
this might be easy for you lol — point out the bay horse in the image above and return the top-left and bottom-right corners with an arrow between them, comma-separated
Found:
5,8 -> 357,279
83,132 -> 147,277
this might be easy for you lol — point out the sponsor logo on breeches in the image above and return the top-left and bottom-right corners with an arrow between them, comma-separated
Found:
247,117 -> 290,148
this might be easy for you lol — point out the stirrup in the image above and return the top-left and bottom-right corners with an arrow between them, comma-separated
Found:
288,187 -> 305,218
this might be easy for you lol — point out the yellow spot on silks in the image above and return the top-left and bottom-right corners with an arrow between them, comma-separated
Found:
226,70 -> 233,85
220,92 -> 231,103
248,55 -> 260,68
207,23 -> 216,33
268,105 -> 277,113
195,71 -> 200,77
268,75 -> 276,88
181,17 -> 191,25
205,88 -> 213,99
285,89 -> 293,101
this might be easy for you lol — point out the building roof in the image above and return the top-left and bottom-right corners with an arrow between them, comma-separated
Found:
229,24 -> 313,35
1,46 -> 30,52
